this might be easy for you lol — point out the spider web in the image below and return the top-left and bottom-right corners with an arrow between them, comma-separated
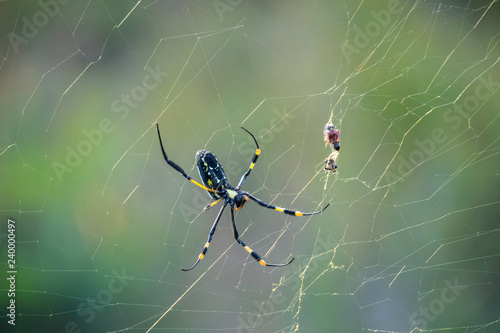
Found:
1,1 -> 500,332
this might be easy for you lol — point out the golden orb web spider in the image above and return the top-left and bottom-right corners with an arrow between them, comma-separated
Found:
156,124 -> 329,271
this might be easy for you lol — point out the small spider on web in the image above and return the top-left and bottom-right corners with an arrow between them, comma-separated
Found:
323,122 -> 340,173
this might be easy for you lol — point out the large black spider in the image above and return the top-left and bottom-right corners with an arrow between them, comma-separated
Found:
156,124 -> 329,271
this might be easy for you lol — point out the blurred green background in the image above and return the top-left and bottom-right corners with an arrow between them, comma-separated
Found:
1,1 -> 499,332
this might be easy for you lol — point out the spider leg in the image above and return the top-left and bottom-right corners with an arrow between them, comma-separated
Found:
245,193 -> 330,216
182,201 -> 228,271
204,197 -> 224,211
235,127 -> 260,190
230,205 -> 294,267
156,124 -> 219,195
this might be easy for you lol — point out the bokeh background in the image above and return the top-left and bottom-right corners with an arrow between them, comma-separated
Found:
1,1 -> 499,332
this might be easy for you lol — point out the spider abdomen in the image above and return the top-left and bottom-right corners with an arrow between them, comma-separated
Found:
195,150 -> 229,199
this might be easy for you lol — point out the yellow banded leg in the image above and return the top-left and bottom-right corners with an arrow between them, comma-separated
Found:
189,178 -> 219,195
157,124 -> 219,196
230,205 -> 293,268
249,148 -> 261,171
246,193 -> 330,216
236,128 -> 261,190
204,197 -> 224,211
181,202 -> 228,271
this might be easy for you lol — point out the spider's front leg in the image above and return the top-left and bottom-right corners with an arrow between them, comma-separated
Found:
204,198 -> 224,211
244,192 -> 330,217
229,205 -> 294,267
182,201 -> 228,271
